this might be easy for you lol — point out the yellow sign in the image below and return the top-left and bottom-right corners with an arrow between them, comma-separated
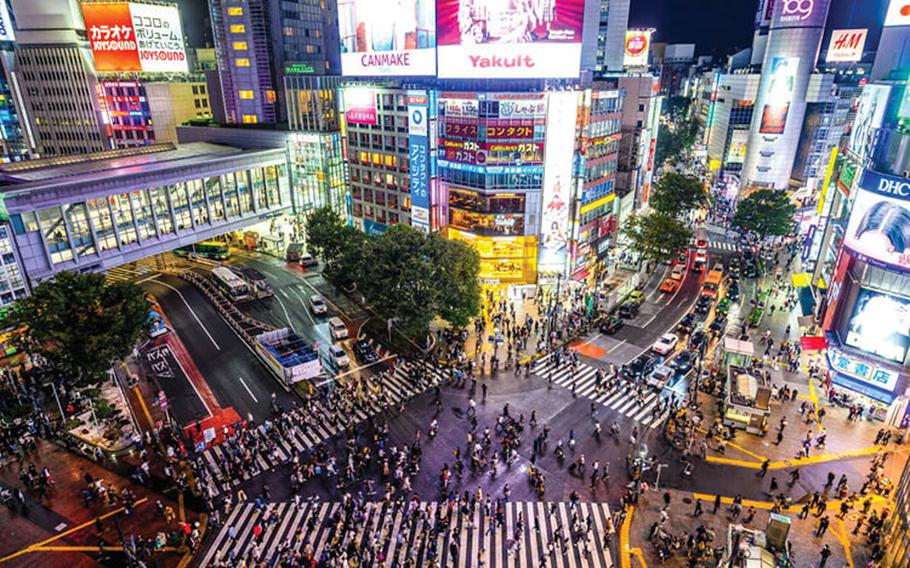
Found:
578,193 -> 616,216
817,146 -> 838,215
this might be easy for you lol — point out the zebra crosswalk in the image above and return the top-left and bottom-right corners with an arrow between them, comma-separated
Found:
195,361 -> 447,496
532,358 -> 672,429
200,500 -> 615,568
706,239 -> 738,252
105,258 -> 160,284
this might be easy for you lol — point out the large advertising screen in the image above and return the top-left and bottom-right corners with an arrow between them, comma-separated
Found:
82,2 -> 188,73
343,88 -> 378,125
759,56 -> 798,134
844,169 -> 910,273
726,129 -> 749,165
825,29 -> 867,63
539,91 -> 578,273
436,0 -> 585,79
337,0 -> 436,76
623,30 -> 651,67
885,0 -> 910,27
845,288 -> 910,363
848,84 -> 891,158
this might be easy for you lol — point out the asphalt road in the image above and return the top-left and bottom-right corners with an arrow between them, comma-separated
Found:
143,273 -> 297,424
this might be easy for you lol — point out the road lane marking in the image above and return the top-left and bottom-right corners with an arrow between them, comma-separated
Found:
274,293 -> 294,329
238,377 -> 258,402
137,273 -> 161,284
167,346 -> 213,417
145,278 -> 220,351
279,289 -> 289,299
606,339 -> 627,353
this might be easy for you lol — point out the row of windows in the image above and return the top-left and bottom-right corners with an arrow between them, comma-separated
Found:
15,166 -> 284,265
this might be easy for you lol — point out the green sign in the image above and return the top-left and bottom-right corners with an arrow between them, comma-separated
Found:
0,193 -> 8,223
285,64 -> 315,75
899,83 -> 910,120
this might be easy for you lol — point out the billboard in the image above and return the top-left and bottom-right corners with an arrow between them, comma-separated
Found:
0,0 -> 14,42
848,84 -> 891,157
844,169 -> 910,273
337,0 -> 436,76
759,56 -> 798,134
825,29 -> 867,62
343,88 -> 378,125
773,0 -> 830,28
885,0 -> 910,27
845,289 -> 910,364
726,129 -> 749,164
436,0 -> 585,78
82,2 -> 188,73
623,30 -> 651,67
539,91 -> 578,273
408,91 -> 430,230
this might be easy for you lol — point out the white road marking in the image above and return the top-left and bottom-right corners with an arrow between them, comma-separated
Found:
279,288 -> 289,299
238,377 -> 258,402
136,273 -> 161,284
145,278 -> 220,351
166,344 -> 213,417
274,294 -> 294,329
606,339 -> 627,353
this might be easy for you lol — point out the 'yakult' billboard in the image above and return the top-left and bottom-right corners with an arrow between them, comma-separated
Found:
436,0 -> 585,79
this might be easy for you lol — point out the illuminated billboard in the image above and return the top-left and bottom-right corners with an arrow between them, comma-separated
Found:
539,91 -> 578,272
844,169 -> 910,273
759,56 -> 798,134
436,0 -> 585,79
623,30 -> 651,67
773,0 -> 830,28
0,0 -> 14,42
337,0 -> 436,76
82,2 -> 188,73
343,88 -> 377,125
848,84 -> 891,158
885,0 -> 910,27
726,129 -> 749,164
825,29 -> 867,63
845,289 -> 910,364
408,91 -> 430,230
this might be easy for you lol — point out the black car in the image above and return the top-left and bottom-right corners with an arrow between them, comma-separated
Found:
670,350 -> 696,374
600,315 -> 625,335
709,318 -> 725,334
695,295 -> 713,314
677,313 -> 697,335
618,301 -> 641,319
353,339 -> 378,364
727,282 -> 740,301
689,330 -> 708,352
623,353 -> 658,380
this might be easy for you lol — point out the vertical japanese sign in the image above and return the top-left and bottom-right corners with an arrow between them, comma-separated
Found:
81,2 -> 188,73
408,91 -> 430,231
0,0 -> 15,42
539,91 -> 579,273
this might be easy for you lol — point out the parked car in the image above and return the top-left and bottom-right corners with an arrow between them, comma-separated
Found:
727,281 -> 740,301
300,253 -> 318,267
716,297 -> 732,315
652,333 -> 679,356
329,344 -> 350,368
671,264 -> 685,281
329,317 -> 349,340
627,290 -> 646,304
353,339 -> 378,364
676,248 -> 689,265
309,294 -> 328,316
648,364 -> 675,388
600,315 -> 625,335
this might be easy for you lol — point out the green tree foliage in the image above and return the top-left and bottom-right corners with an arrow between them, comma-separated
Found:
304,207 -> 481,336
620,212 -> 693,263
732,190 -> 796,239
649,173 -> 709,217
5,271 -> 148,384
654,96 -> 700,169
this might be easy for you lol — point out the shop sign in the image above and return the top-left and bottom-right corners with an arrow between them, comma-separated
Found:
827,347 -> 901,392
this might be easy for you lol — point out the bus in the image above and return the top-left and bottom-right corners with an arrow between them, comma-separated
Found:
702,268 -> 723,298
237,267 -> 273,298
174,241 -> 230,260
211,266 -> 251,301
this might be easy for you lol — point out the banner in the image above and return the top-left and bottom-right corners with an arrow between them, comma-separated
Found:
539,91 -> 578,273
825,29 -> 867,63
759,56 -> 798,134
337,0 -> 436,76
408,91 -> 430,231
343,88 -> 378,125
623,30 -> 651,67
82,2 -> 188,73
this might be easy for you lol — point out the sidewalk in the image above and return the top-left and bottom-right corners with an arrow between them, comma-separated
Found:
0,438 -> 197,567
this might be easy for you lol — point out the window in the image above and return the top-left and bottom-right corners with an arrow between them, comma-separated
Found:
232,41 -> 248,50
230,24 -> 245,33
242,114 -> 259,123
239,90 -> 254,99
228,6 -> 243,15
235,58 -> 250,67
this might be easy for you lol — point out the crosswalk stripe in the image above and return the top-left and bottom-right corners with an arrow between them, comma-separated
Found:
196,360 -> 443,496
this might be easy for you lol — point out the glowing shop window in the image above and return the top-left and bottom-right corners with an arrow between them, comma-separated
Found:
239,90 -> 254,99
230,24 -> 245,33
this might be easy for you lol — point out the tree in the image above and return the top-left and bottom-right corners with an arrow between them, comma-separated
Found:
4,271 -> 148,384
430,236 -> 481,329
304,207 -> 345,262
323,225 -> 369,291
649,173 -> 709,217
733,189 -> 796,239
620,212 -> 693,263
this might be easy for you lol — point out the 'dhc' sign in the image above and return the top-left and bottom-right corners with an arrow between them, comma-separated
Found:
860,169 -> 910,200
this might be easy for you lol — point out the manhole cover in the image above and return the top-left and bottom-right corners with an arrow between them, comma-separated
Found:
682,497 -> 693,505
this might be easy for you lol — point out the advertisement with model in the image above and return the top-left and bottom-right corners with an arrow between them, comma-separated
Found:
337,0 -> 437,76
539,91 -> 579,273
758,56 -> 798,134
843,288 -> 910,364
81,2 -> 189,73
436,0 -> 585,78
843,169 -> 910,273
847,84 -> 891,158
343,88 -> 378,125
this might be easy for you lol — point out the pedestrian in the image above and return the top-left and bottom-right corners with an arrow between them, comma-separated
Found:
819,543 -> 832,567
713,494 -> 721,514
693,499 -> 703,517
759,459 -> 770,477
815,515 -> 830,537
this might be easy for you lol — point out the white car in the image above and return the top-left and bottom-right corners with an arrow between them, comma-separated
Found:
329,344 -> 349,368
309,294 -> 328,316
652,333 -> 679,356
694,248 -> 708,265
671,264 -> 685,280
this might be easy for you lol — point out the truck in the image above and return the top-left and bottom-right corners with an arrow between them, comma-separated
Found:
254,328 -> 323,384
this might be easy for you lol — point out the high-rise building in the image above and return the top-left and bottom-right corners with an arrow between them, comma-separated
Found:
595,0 -> 631,75
209,0 -> 340,125
740,0 -> 832,190
8,0 -> 112,157
703,73 -> 760,178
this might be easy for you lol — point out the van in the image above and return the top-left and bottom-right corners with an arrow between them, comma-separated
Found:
329,317 -> 348,340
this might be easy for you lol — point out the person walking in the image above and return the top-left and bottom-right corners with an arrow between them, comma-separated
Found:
815,515 -> 830,537
713,494 -> 721,514
819,543 -> 832,567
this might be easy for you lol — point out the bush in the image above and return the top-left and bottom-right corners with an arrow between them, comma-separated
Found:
93,399 -> 118,421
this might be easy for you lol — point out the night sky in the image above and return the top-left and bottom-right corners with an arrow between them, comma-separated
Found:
629,0 -> 893,57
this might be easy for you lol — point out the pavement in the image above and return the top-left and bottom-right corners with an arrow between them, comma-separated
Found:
0,438 -> 197,567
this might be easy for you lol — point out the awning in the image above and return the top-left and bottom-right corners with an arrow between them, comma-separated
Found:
791,273 -> 812,287
723,337 -> 754,356
830,372 -> 897,405
800,335 -> 827,351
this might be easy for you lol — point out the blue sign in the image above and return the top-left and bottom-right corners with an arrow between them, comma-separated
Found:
436,159 -> 544,175
408,93 -> 430,230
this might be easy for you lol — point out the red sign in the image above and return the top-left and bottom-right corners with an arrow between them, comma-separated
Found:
444,122 -> 478,138
485,125 -> 535,139
759,103 -> 790,134
82,3 -> 142,72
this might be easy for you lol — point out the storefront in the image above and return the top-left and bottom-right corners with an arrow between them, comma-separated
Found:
447,228 -> 538,285
825,344 -> 907,426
